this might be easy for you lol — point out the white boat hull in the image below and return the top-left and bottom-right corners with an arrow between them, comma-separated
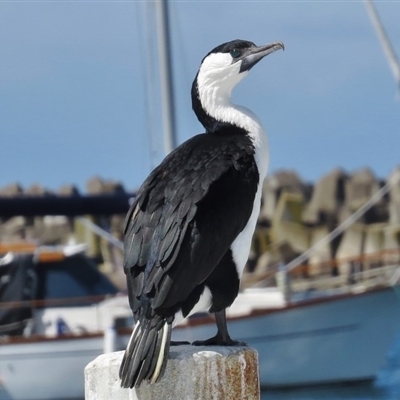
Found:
0,335 -> 105,400
173,287 -> 400,387
1,287 -> 400,399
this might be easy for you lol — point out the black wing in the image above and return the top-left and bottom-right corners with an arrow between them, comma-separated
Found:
124,132 -> 259,318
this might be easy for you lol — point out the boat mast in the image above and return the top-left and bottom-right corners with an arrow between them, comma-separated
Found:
364,0 -> 400,94
155,0 -> 177,155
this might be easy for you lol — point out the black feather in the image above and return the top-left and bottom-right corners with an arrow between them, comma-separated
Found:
121,108 -> 260,388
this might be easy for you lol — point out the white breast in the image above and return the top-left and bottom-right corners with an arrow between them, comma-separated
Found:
230,111 -> 268,277
196,53 -> 269,277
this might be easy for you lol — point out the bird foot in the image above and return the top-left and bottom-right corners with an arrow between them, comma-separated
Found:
192,335 -> 246,347
170,340 -> 190,346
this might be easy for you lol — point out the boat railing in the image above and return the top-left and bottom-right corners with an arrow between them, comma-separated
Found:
289,263 -> 400,295
289,247 -> 400,277
246,246 -> 400,301
249,245 -> 400,278
0,294 -> 110,311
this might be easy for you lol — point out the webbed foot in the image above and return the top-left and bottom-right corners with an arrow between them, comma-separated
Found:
191,309 -> 247,346
170,340 -> 190,346
192,335 -> 246,346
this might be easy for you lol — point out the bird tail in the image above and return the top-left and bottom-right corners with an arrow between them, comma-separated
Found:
119,317 -> 172,388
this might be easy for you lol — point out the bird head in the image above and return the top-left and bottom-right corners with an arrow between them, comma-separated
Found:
192,39 -> 284,131
198,39 -> 284,88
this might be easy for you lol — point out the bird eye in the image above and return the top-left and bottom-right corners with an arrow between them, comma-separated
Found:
230,49 -> 241,58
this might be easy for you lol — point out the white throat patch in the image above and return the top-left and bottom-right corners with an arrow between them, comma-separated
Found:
196,52 -> 269,178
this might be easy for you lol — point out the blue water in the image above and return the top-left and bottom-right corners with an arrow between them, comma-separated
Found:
261,333 -> 400,400
54,333 -> 400,400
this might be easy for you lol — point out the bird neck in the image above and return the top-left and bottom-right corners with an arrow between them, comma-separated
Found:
191,77 -> 269,179
192,75 -> 262,135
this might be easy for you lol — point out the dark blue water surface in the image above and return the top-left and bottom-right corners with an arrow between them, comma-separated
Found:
262,333 -> 400,400
77,333 -> 400,400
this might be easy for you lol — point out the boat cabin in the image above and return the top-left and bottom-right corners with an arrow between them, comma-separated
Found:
0,245 -> 120,337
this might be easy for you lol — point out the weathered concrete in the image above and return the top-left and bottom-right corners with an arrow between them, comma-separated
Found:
85,346 -> 260,400
389,167 -> 400,225
303,168 -> 347,225
308,226 -> 332,276
2,167 -> 400,283
345,168 -> 380,211
271,192 -> 309,255
260,170 -> 306,222
336,224 -> 365,277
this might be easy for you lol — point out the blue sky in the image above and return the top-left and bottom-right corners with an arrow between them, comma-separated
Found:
1,1 -> 399,193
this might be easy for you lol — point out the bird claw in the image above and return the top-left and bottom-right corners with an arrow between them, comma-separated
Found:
170,340 -> 190,346
192,335 -> 247,346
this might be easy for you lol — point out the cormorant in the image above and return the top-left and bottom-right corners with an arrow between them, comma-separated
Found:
119,38 -> 284,388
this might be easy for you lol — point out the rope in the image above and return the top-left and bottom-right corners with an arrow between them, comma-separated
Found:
285,169 -> 400,273
77,217 -> 123,251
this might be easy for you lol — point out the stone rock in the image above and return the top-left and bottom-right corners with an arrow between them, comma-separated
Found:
0,182 -> 24,197
335,224 -> 365,277
25,183 -> 51,196
0,216 -> 28,242
260,170 -> 307,222
58,185 -> 80,196
344,168 -> 380,210
308,226 -> 333,276
85,347 -> 260,400
389,167 -> 400,225
86,176 -> 125,195
31,216 -> 72,245
271,192 -> 309,254
303,168 -> 347,226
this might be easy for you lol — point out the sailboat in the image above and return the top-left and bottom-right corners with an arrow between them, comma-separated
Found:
2,1 -> 400,398
2,241 -> 400,398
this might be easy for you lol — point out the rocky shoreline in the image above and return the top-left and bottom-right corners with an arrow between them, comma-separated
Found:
1,167 -> 399,289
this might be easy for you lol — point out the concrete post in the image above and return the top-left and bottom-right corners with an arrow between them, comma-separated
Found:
85,345 -> 260,400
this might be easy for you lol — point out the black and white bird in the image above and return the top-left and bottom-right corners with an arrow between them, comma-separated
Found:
119,39 -> 284,388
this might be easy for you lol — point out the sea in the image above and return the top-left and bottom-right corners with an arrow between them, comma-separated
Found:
261,333 -> 400,400
60,333 -> 400,400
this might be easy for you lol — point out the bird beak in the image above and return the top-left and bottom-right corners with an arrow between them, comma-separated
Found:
240,41 -> 284,73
